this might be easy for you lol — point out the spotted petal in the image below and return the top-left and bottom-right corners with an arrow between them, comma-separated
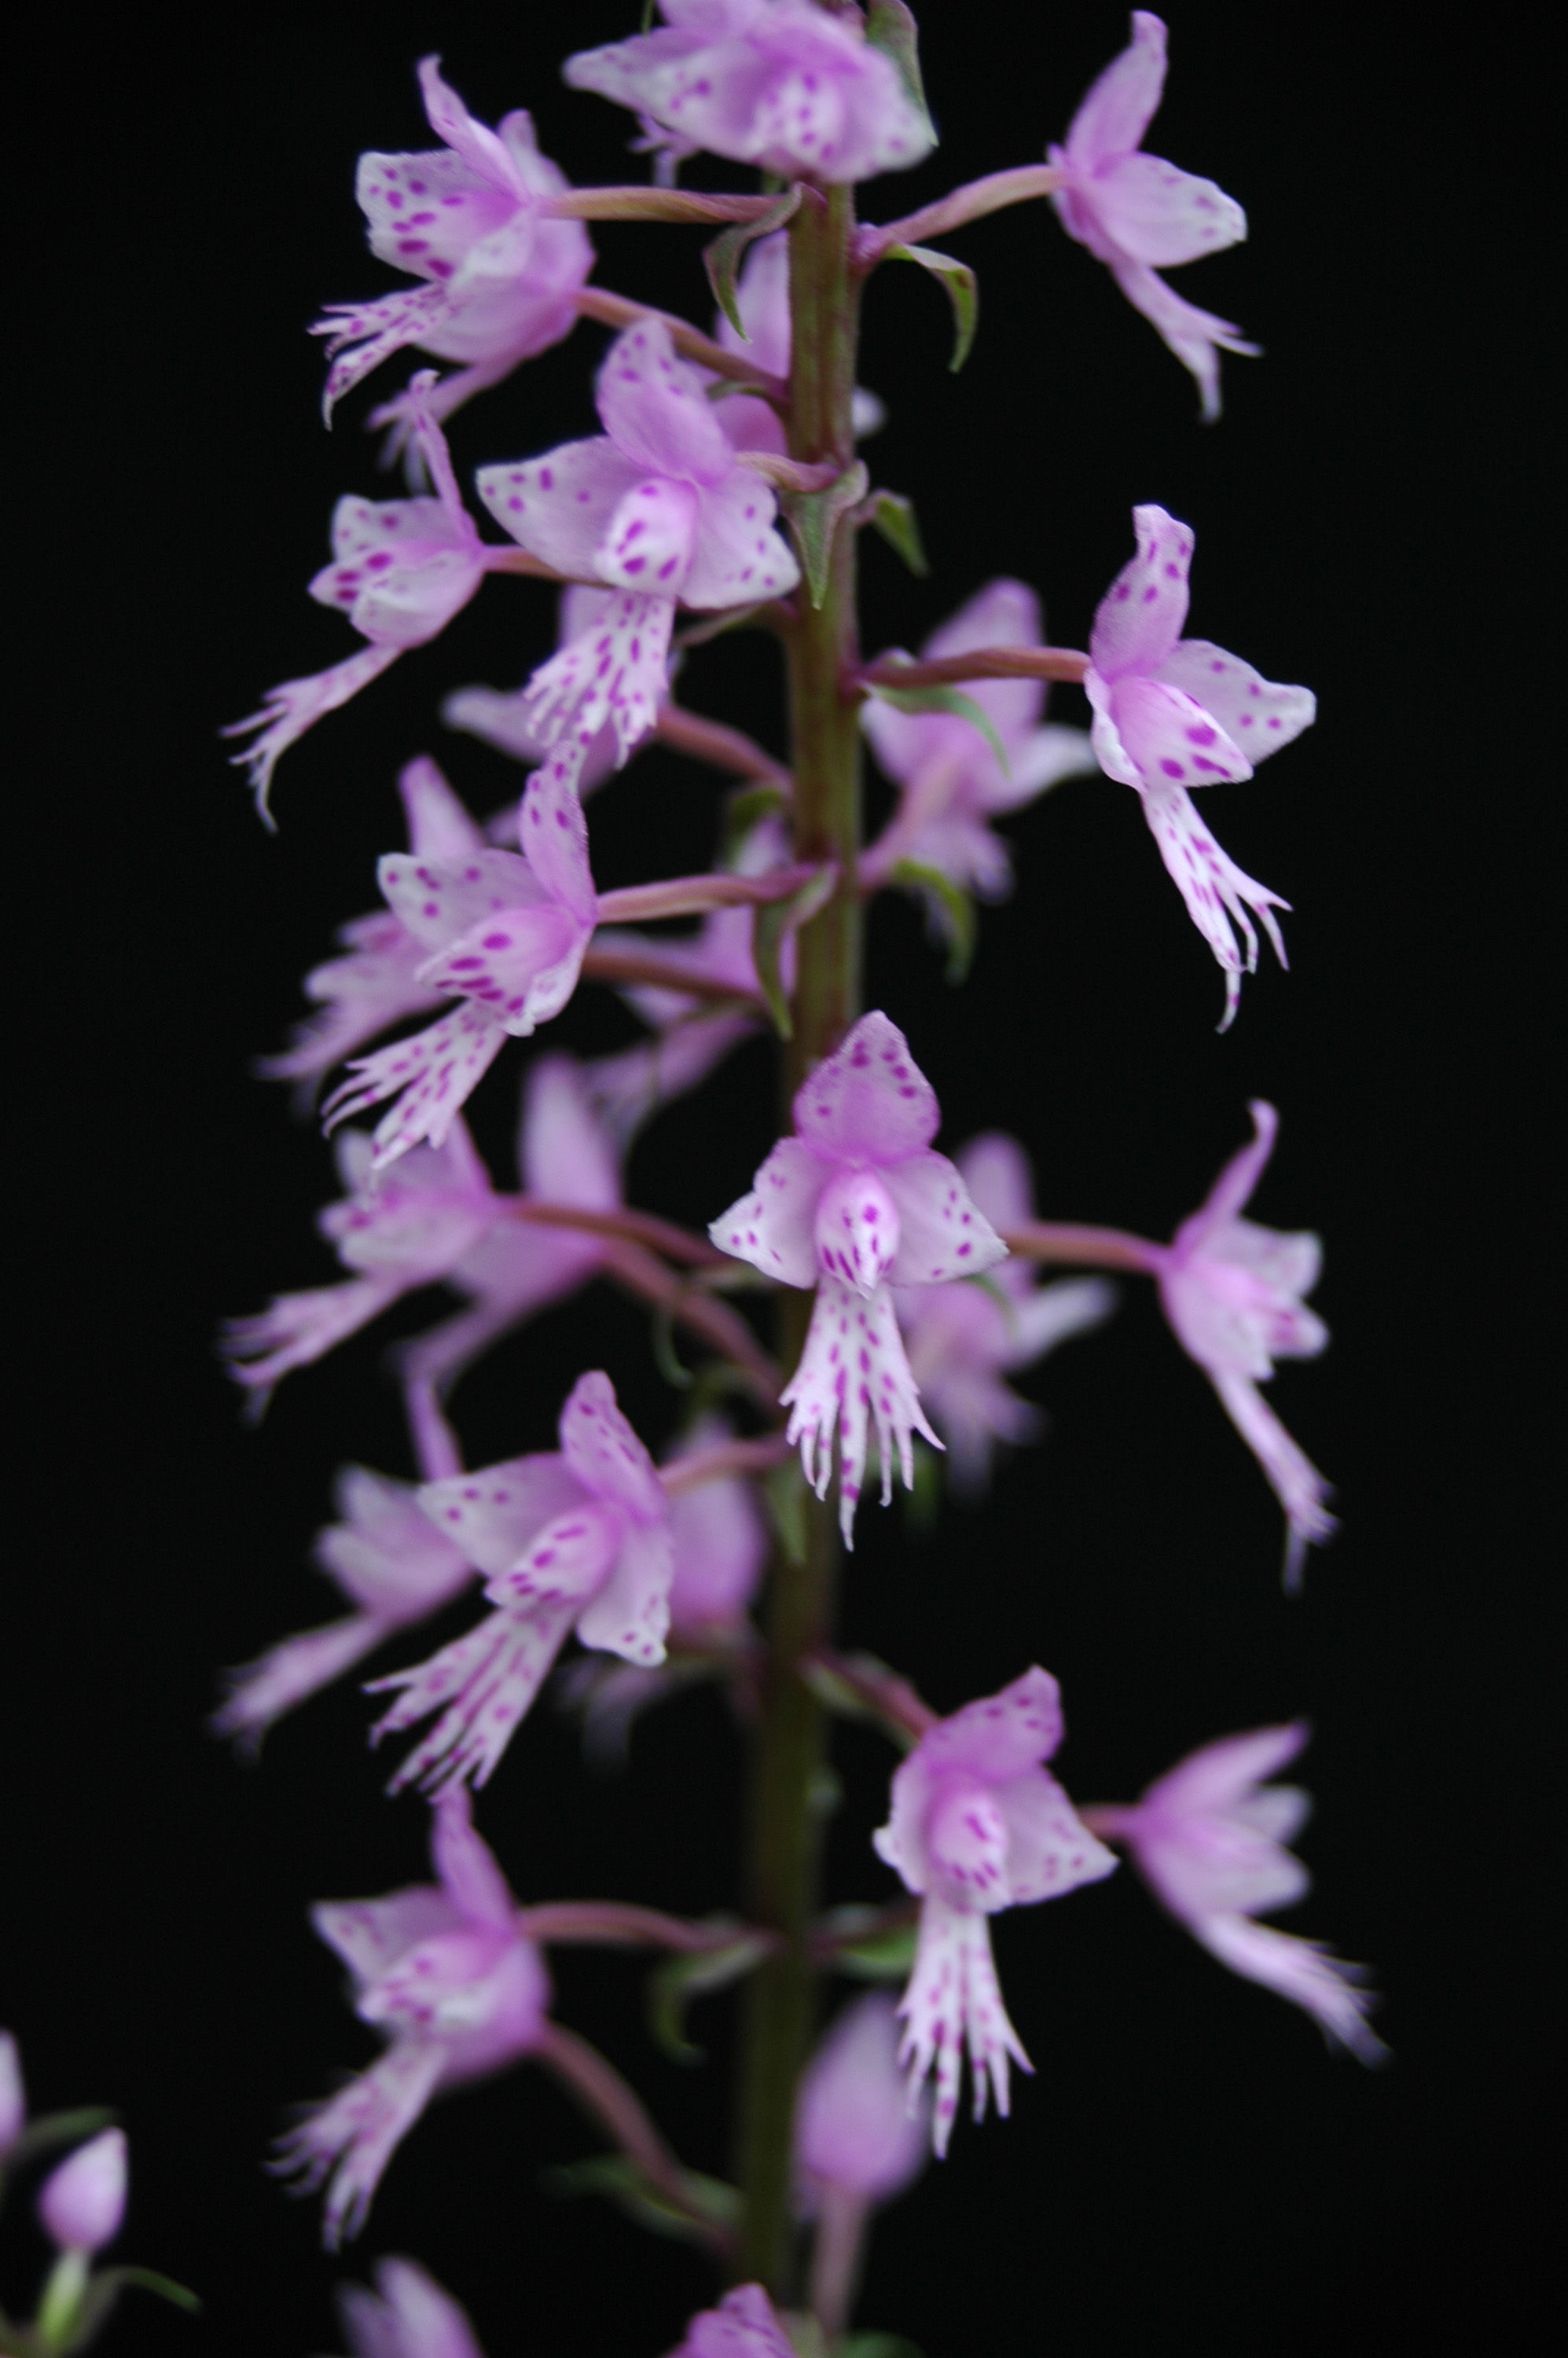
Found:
1089,504 -> 1192,681
596,318 -> 734,486
883,1148 -> 1008,1287
791,1012 -> 938,1162
417,1454 -> 587,1578
557,1370 -> 666,1523
710,1135 -> 827,1288
476,439 -> 645,577
574,1518 -> 674,1666
379,847 -> 544,953
1085,152 -> 1245,270
1154,641 -> 1316,766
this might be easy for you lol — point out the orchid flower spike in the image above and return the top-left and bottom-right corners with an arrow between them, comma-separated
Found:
211,1466 -> 474,1751
873,1668 -> 1116,2156
898,1133 -> 1116,1494
336,2257 -> 488,2358
222,1118 -> 502,1408
395,1053 -> 623,1398
258,761 -> 485,1106
863,578 -> 1098,912
276,1787 -> 551,2246
1086,505 -> 1315,1027
369,1372 -> 675,1793
226,387 -> 495,822
1092,1724 -> 1385,2062
474,319 -> 799,790
320,759 -> 597,1170
1050,13 -> 1257,420
711,1012 -> 1009,1541
442,586 -> 655,795
565,4 -> 935,187
314,57 -> 591,435
666,2283 -> 796,2358
1158,1100 -> 1336,1588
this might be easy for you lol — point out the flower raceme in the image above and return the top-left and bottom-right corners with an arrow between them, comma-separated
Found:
1157,1100 -> 1336,1586
1089,1723 -> 1385,2062
368,1373 -> 677,1793
475,319 -> 799,792
897,1132 -> 1116,1493
872,1668 -> 1116,2156
711,1012 -> 1008,1541
277,1788 -> 551,2246
314,56 -> 592,433
565,2 -> 935,188
1086,504 -> 1315,1027
862,579 -> 1097,909
335,2257 -> 487,2358
226,390 -> 504,821
1051,13 -> 1257,420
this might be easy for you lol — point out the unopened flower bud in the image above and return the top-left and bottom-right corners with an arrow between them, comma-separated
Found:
0,2031 -> 24,2155
37,2127 -> 127,2253
795,1990 -> 927,2203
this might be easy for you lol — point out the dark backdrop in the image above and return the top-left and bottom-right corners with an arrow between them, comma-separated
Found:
8,6 -> 1555,2354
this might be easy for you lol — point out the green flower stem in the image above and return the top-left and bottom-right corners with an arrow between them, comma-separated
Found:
734,181 -> 865,2299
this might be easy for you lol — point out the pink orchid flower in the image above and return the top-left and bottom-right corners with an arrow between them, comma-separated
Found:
396,1053 -> 622,1397
1086,505 -> 1315,1027
277,1789 -> 550,2246
474,318 -> 799,788
369,1373 -> 675,1793
711,1012 -> 1008,1541
863,578 -> 1097,909
37,2128 -> 127,2255
227,389 -> 502,821
795,1985 -> 927,2206
314,57 -> 591,434
321,759 -> 597,1170
211,1466 -> 474,1752
1091,1723 -> 1385,2062
336,2257 -> 487,2358
1050,13 -> 1257,420
666,2283 -> 796,2358
442,587 -> 647,796
222,1118 -> 502,1408
565,3 -> 934,187
258,760 -> 484,1106
1157,1100 -> 1335,1588
873,1667 -> 1116,2155
897,1133 -> 1116,1494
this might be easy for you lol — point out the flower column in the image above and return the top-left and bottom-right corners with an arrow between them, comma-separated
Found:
736,180 -> 865,2294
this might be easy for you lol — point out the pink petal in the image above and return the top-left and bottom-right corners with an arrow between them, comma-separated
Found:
1175,1099 -> 1278,1235
1210,1372 -> 1338,1588
997,1766 -> 1118,1904
1061,9 -> 1169,170
225,645 -> 402,821
597,476 -> 699,593
484,1500 -> 625,1607
371,1599 -> 579,1791
311,1889 -> 464,1987
211,1614 -> 395,1750
273,2041 -> 445,2249
475,437 -> 645,576
710,1135 -> 827,1288
339,2259 -> 487,2358
322,1003 -> 510,1170
416,898 -> 583,1034
317,1464 -> 472,1616
520,594 -> 675,771
791,1012 -> 939,1162
1089,504 -> 1193,681
416,1453 -> 587,1578
685,470 -> 800,608
926,1780 -> 1012,1908
398,755 -> 487,862
1107,259 -> 1258,423
1139,786 -> 1289,1028
795,1990 -> 928,2202
596,318 -> 735,487
379,846 -> 545,953
665,1423 -> 769,1633
428,1784 -> 520,1930
922,1666 -> 1065,1783
1154,639 -> 1316,766
314,283 -> 459,421
1110,674 -> 1252,791
556,1369 -> 666,1523
517,754 -> 597,924
573,1518 -> 675,1666
417,55 -> 530,194
520,1052 -> 622,1208
882,1148 -> 1008,1287
896,1899 -> 1030,2158
813,1166 -> 901,1295
1193,1914 -> 1386,2063
780,1276 -> 941,1545
1085,151 -> 1245,269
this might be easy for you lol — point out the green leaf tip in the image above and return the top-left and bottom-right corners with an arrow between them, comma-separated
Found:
703,185 -> 802,339
887,243 -> 978,370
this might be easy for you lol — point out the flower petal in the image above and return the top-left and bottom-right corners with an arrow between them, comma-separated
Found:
1193,1914 -> 1386,2063
371,1599 -> 580,1791
574,1518 -> 674,1666
520,593 -> 675,770
710,1134 -> 826,1287
596,318 -> 736,486
780,1276 -> 940,1544
417,899 -> 583,1034
322,1003 -> 510,1169
485,1500 -> 624,1608
1139,786 -> 1289,1027
1085,151 -> 1246,268
1109,674 -> 1252,790
557,1369 -> 666,1523
1061,9 -> 1168,170
1089,503 -> 1193,681
379,847 -> 544,953
882,1148 -> 1008,1287
791,1012 -> 939,1162
417,1454 -> 587,1577
476,437 -> 645,576
896,1900 -> 1030,2158
998,1767 -> 1118,1904
1154,640 -> 1316,765
597,476 -> 698,594
923,1666 -> 1064,1783
398,756 -> 487,862
685,470 -> 800,608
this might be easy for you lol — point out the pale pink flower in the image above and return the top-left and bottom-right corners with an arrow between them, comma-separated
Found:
226,391 -> 498,820
711,1012 -> 1008,1542
37,2128 -> 127,2254
222,1118 -> 502,1406
314,57 -> 591,432
474,318 -> 799,788
872,1667 -> 1116,2155
1092,1723 -> 1385,2062
795,1989 -> 927,2205
442,587 -> 645,796
320,759 -> 597,1170
396,1053 -> 622,1396
1156,1100 -> 1335,1588
565,3 -> 934,186
666,2283 -> 795,2358
337,2257 -> 487,2358
863,581 -> 1096,907
369,1372 -> 674,1792
211,1465 -> 473,1750
277,1789 -> 550,2245
897,1133 -> 1115,1493
1085,505 -> 1315,1027
0,2030 -> 23,2155
1050,13 -> 1256,419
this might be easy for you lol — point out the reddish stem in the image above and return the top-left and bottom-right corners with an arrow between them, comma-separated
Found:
595,862 -> 827,925
661,1434 -> 793,1496
859,163 -> 1067,263
518,1901 -> 780,1953
856,646 -> 1089,693
496,1197 -> 732,1270
534,2022 -> 736,2258
580,944 -> 762,1009
1002,1221 -> 1167,1275
573,288 -> 789,405
654,705 -> 791,792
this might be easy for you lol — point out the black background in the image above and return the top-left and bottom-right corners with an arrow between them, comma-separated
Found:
7,5 -> 1556,2353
